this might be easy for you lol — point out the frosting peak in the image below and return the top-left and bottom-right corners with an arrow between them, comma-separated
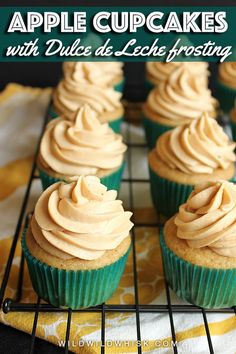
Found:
74,104 -> 103,131
175,180 -> 236,258
156,113 -> 236,174
32,176 -> 133,260
39,105 -> 127,176
63,62 -> 123,87
146,62 -> 209,86
53,77 -> 122,119
147,65 -> 218,124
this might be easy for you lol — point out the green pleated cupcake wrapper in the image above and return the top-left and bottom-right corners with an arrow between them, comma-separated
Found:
38,162 -> 125,191
48,104 -> 123,133
160,232 -> 236,308
22,230 -> 130,309
114,79 -> 125,93
109,117 -> 123,133
149,166 -> 193,217
230,119 -> 236,142
142,114 -> 173,149
215,79 -> 236,114
48,104 -> 58,119
149,167 -> 235,218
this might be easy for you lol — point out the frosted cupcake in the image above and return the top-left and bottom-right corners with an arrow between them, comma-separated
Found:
38,105 -> 126,190
161,180 -> 236,308
63,62 -> 125,92
217,62 -> 236,113
143,65 -> 218,148
145,62 -> 209,94
51,69 -> 124,133
149,113 -> 235,217
22,176 -> 133,309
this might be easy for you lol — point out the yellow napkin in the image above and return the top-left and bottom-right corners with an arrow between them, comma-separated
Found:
0,83 -> 235,354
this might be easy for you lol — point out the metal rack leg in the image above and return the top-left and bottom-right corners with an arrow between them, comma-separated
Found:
164,281 -> 178,354
64,309 -> 72,354
15,251 -> 25,303
202,309 -> 214,354
28,296 -> 40,354
126,120 -> 142,354
101,303 -> 106,354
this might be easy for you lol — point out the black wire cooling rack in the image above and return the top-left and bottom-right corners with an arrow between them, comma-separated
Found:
0,100 -> 235,354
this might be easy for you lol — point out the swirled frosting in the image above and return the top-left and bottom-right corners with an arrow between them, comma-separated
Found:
156,113 -> 236,174
53,75 -> 123,119
147,66 -> 218,124
146,62 -> 209,86
219,62 -> 236,89
175,180 -> 236,258
32,176 -> 133,260
63,62 -> 124,87
39,105 -> 126,176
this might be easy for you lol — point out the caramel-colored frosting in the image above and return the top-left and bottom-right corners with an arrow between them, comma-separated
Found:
39,105 -> 126,176
156,113 -> 236,174
53,76 -> 122,119
175,180 -> 236,258
146,62 -> 209,86
219,62 -> 236,89
32,176 -> 133,260
63,62 -> 123,87
147,66 -> 218,124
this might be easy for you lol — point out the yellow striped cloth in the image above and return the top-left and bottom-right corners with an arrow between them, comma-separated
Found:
0,83 -> 235,353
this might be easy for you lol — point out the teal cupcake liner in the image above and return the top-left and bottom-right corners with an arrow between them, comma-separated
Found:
22,230 -> 130,309
114,79 -> 125,93
38,168 -> 65,190
38,162 -> 125,191
142,114 -> 173,149
216,79 -> 236,114
48,104 -> 58,119
149,166 -> 193,217
149,166 -> 235,218
48,104 -> 123,133
99,162 -> 125,191
160,232 -> 236,308
109,117 -> 123,133
230,118 -> 236,142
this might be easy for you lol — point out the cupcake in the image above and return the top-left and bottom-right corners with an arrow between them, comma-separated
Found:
63,62 -> 125,92
217,62 -> 236,113
22,176 -> 133,309
161,180 -> 236,308
145,62 -> 209,94
149,113 -> 235,217
143,65 -> 218,148
38,105 -> 127,190
50,66 -> 124,133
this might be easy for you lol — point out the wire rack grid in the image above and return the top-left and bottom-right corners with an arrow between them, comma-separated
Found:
0,100 -> 235,354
